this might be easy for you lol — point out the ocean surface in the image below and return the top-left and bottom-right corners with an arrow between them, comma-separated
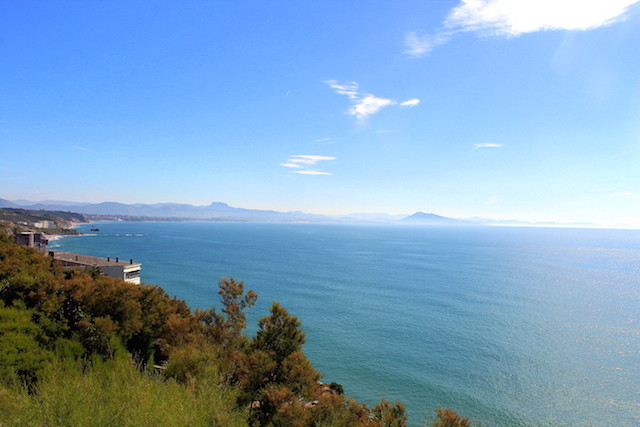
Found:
51,222 -> 640,426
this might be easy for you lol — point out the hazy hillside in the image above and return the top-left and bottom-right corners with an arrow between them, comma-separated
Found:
0,208 -> 87,232
3,200 -> 334,222
401,212 -> 460,225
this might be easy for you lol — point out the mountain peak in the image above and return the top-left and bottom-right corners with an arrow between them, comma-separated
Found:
402,211 -> 458,224
208,201 -> 231,208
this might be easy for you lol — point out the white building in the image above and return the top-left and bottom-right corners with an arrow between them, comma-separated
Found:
49,251 -> 141,284
33,220 -> 55,229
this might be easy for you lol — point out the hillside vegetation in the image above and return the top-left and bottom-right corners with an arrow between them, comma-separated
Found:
0,208 -> 87,235
0,236 -> 470,426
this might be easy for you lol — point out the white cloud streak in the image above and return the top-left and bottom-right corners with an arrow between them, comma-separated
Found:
475,142 -> 503,148
604,191 -> 640,200
406,0 -> 640,57
325,80 -> 420,121
281,155 -> 335,175
400,98 -> 421,108
325,80 -> 359,99
293,170 -> 332,175
404,32 -> 452,57
606,191 -> 634,197
72,146 -> 90,151
349,95 -> 395,121
288,155 -> 336,165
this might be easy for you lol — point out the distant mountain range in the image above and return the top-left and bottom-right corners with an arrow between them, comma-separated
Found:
0,198 -> 598,227
1,198 -> 409,223
0,198 -> 331,222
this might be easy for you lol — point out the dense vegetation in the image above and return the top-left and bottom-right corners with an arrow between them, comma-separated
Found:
0,235 -> 471,426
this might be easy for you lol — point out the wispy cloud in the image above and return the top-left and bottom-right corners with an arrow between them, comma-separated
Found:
325,80 -> 359,99
400,98 -> 421,108
325,80 -> 420,122
72,146 -> 90,151
475,142 -> 503,148
606,191 -> 634,197
293,170 -> 332,175
604,191 -> 640,200
287,155 -> 335,165
280,162 -> 303,169
281,155 -> 335,175
406,0 -> 640,57
404,32 -> 452,57
349,95 -> 395,121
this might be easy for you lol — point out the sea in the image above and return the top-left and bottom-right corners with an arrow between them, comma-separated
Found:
50,221 -> 640,426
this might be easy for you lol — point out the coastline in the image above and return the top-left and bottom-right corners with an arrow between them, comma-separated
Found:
44,221 -> 91,245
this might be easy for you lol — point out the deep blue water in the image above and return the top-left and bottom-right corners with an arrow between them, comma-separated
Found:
51,222 -> 640,426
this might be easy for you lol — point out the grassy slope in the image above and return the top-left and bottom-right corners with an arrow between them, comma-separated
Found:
0,355 -> 246,427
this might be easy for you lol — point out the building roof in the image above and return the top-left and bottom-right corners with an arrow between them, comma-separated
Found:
50,251 -> 141,268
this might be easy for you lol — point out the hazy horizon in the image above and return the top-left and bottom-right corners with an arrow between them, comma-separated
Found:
6,196 -> 640,229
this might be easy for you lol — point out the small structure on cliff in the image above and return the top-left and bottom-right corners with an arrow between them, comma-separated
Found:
49,251 -> 141,284
15,231 -> 49,251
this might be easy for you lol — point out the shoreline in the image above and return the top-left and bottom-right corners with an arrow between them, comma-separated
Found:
45,221 -> 91,243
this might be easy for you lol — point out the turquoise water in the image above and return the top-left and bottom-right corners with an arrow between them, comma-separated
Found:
51,222 -> 640,426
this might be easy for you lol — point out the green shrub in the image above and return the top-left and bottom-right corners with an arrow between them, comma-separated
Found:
0,303 -> 53,386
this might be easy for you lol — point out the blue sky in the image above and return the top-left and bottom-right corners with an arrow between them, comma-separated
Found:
1,1 -> 640,226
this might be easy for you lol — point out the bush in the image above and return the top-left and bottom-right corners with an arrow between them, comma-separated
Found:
0,303 -> 53,387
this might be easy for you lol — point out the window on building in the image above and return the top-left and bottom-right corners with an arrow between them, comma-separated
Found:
125,270 -> 140,279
